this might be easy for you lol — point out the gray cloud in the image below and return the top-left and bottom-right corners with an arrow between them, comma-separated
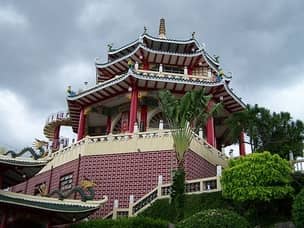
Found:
1,0 -> 304,148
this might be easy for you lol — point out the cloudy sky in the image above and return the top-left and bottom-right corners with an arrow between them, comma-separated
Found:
1,0 -> 304,150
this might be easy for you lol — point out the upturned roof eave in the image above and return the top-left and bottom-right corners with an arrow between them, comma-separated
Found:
67,69 -> 224,102
0,190 -> 108,212
107,33 -> 200,56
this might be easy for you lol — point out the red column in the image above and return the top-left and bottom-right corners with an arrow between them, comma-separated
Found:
0,175 -> 2,189
143,61 -> 149,70
53,125 -> 60,150
188,66 -> 193,75
239,131 -> 246,156
140,105 -> 148,131
206,101 -> 216,147
106,116 -> 111,134
128,86 -> 138,133
77,108 -> 86,141
206,116 -> 215,146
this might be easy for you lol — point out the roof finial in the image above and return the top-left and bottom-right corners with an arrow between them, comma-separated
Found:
159,18 -> 166,39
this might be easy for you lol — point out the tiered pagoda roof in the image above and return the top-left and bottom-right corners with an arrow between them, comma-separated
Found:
95,33 -> 220,82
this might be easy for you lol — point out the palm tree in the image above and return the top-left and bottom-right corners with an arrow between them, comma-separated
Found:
158,88 -> 221,220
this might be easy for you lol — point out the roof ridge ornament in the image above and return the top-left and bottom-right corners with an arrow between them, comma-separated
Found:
159,18 -> 167,39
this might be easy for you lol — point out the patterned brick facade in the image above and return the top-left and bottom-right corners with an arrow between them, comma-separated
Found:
12,150 -> 216,218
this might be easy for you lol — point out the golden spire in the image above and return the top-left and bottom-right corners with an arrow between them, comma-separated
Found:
159,18 -> 167,39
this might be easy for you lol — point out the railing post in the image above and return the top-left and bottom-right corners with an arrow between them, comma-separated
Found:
216,165 -> 222,190
159,120 -> 164,130
184,66 -> 188,75
198,128 -> 203,139
113,199 -> 119,219
157,175 -> 163,197
221,144 -> 225,155
128,195 -> 134,217
134,122 -> 138,133
159,64 -> 163,73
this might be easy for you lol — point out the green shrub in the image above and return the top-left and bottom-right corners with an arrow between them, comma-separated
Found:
222,152 -> 293,202
139,198 -> 175,221
71,216 -> 168,228
139,192 -> 234,222
177,209 -> 250,228
292,188 -> 304,227
292,172 -> 304,194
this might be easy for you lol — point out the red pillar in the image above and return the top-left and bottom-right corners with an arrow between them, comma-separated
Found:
206,101 -> 216,147
106,116 -> 111,134
239,131 -> 246,156
140,105 -> 148,131
0,175 -> 2,189
188,66 -> 193,75
143,61 -> 149,70
128,86 -> 138,133
53,125 -> 60,150
206,117 -> 216,146
77,108 -> 86,141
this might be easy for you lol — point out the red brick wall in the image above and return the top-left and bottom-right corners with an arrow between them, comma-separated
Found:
185,150 -> 216,180
12,150 -> 216,218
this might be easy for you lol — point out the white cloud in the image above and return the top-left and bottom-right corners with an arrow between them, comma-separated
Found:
0,5 -> 28,27
0,89 -> 43,150
244,78 -> 304,121
77,0 -> 139,30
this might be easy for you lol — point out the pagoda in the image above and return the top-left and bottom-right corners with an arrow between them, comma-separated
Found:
12,19 -> 246,219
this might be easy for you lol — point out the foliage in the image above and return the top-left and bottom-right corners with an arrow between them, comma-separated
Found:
177,209 -> 250,228
292,188 -> 304,227
158,89 -> 221,167
140,191 -> 292,226
139,198 -> 175,221
225,104 -> 304,159
221,152 -> 293,202
292,172 -> 304,195
71,216 -> 168,228
158,89 -> 221,221
139,192 -> 234,222
171,168 -> 185,221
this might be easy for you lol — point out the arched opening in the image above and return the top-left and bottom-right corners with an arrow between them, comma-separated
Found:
148,109 -> 169,130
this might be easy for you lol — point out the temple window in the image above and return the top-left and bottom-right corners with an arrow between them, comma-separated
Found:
59,173 -> 73,191
163,65 -> 184,74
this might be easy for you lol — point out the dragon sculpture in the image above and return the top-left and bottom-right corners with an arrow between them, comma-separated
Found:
45,179 -> 96,202
4,139 -> 49,160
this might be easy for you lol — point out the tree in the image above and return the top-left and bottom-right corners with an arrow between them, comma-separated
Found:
225,104 -> 304,159
292,188 -> 304,227
221,152 -> 293,202
158,89 -> 221,220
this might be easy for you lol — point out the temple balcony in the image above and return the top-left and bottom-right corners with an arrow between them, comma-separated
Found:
134,62 -> 215,81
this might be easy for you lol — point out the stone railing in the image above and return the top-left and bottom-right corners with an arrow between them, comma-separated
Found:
108,175 -> 221,219
292,159 -> 304,173
135,68 -> 211,81
46,111 -> 70,124
41,129 -> 227,172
